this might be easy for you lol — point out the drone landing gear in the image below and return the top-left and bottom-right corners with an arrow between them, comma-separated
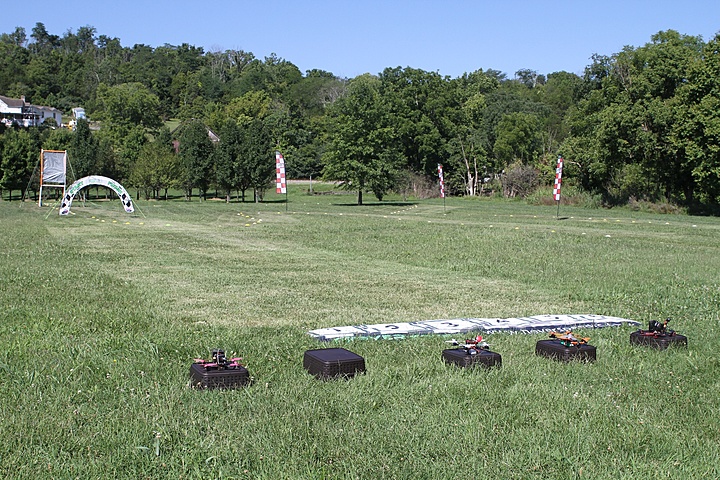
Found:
630,319 -> 688,349
442,348 -> 502,368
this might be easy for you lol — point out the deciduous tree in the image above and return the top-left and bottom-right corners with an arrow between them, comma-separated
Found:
323,74 -> 402,204
0,128 -> 36,200
214,119 -> 244,202
177,119 -> 214,200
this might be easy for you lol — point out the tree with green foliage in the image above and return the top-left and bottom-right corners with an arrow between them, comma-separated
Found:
242,117 -> 274,202
493,112 -> 542,169
562,30 -> 705,205
177,120 -> 214,200
29,22 -> 59,56
379,67 -> 452,178
223,91 -> 272,127
94,135 -> 120,182
674,33 -> 720,204
214,119 -> 244,202
130,128 -> 177,200
69,118 -> 98,179
323,74 -> 402,205
92,34 -> 124,88
480,80 -> 550,181
42,127 -> 73,151
4,21 -> 720,209
94,82 -> 163,130
0,28 -> 30,95
286,69 -> 345,118
113,124 -> 148,183
443,69 -> 499,196
0,128 -> 37,200
535,71 -> 585,161
170,70 -> 206,121
280,115 -> 325,180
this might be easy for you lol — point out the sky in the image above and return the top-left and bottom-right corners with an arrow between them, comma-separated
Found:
3,1 -> 720,79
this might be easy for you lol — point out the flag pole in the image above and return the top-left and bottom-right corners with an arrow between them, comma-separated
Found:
276,150 -> 288,211
438,163 -> 445,212
553,155 -> 564,218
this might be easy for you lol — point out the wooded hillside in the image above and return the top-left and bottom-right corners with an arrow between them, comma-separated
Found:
1,23 -> 719,209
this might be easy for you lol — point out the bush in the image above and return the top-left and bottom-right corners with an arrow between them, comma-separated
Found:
526,185 -> 602,209
501,162 -> 539,198
627,196 -> 685,214
393,170 -> 437,199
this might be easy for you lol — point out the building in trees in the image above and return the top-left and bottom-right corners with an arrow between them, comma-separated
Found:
0,94 -> 62,127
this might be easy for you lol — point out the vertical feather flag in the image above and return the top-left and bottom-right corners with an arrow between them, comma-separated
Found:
437,164 -> 445,198
553,156 -> 563,202
276,151 -> 287,194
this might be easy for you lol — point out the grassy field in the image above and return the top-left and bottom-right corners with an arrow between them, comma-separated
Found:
1,186 -> 719,479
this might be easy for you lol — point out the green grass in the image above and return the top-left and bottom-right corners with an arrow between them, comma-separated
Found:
1,188 -> 719,479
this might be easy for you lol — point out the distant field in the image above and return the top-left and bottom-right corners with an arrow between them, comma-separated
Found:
1,188 -> 719,478
163,118 -> 182,132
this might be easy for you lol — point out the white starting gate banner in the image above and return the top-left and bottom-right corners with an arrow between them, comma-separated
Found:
59,175 -> 134,216
308,314 -> 640,341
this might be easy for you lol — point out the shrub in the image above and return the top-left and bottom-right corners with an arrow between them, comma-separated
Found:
627,196 -> 685,214
526,185 -> 602,209
501,162 -> 539,198
394,170 -> 437,199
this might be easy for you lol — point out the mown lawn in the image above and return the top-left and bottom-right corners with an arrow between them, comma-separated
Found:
1,188 -> 719,479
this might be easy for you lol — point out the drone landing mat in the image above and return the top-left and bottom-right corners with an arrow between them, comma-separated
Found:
303,348 -> 366,379
535,339 -> 596,362
442,348 -> 502,368
630,331 -> 688,349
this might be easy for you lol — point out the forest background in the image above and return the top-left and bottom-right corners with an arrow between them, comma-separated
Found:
1,23 -> 720,211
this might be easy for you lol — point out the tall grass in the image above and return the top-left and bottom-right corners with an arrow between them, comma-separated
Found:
1,189 -> 719,478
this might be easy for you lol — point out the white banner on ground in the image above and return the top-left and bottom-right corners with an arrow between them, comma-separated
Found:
308,314 -> 640,341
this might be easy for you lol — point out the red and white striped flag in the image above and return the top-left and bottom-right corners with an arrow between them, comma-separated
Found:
553,155 -> 563,202
438,164 -> 445,198
276,151 -> 287,194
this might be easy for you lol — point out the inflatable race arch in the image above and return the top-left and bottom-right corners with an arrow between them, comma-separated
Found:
59,175 -> 134,216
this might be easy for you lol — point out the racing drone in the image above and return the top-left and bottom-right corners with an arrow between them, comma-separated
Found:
446,334 -> 490,355
548,331 -> 590,348
193,349 -> 243,370
637,318 -> 676,337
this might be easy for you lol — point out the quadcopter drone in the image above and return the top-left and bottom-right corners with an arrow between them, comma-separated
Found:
637,318 -> 676,337
446,334 -> 490,355
548,331 -> 590,348
193,349 -> 243,370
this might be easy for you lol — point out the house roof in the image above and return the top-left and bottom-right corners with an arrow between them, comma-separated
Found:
1,95 -> 62,117
33,105 -> 61,113
0,95 -> 26,108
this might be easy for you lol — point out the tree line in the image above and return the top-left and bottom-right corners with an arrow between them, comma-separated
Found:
1,23 -> 719,208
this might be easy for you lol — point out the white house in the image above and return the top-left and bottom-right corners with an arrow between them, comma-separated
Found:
72,107 -> 86,120
31,105 -> 63,126
0,94 -> 63,127
0,95 -> 28,126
